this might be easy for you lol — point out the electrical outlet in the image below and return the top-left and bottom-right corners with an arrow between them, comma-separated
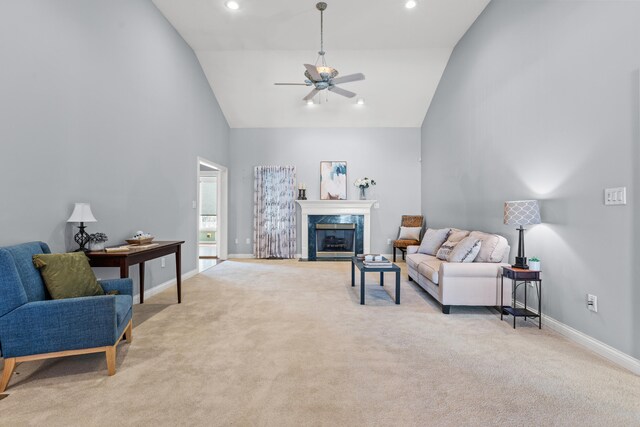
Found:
235,238 -> 239,244
161,257 -> 166,268
374,202 -> 380,209
192,200 -> 197,209
245,238 -> 251,244
387,238 -> 391,245
587,294 -> 598,312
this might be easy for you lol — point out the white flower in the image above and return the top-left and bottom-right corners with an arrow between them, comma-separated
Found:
353,177 -> 377,189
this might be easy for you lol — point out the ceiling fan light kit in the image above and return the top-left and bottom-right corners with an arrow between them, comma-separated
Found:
274,2 -> 365,103
225,1 -> 239,10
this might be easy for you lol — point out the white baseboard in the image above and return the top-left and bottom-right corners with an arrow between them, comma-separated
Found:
133,268 -> 198,305
229,254 -> 395,260
228,254 -> 255,259
228,254 -> 303,259
514,301 -> 640,375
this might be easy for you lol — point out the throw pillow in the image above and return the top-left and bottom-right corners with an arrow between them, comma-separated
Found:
447,237 -> 482,263
436,240 -> 458,260
447,229 -> 470,243
418,228 -> 451,255
398,226 -> 421,241
468,231 -> 499,263
33,252 -> 105,299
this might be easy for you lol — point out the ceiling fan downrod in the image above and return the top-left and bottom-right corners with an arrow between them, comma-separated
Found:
317,2 -> 327,58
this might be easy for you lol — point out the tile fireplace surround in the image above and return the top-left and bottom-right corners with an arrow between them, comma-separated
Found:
296,200 -> 376,260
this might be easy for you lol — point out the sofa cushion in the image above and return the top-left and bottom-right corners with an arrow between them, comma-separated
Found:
0,249 -> 29,318
418,258 -> 444,285
33,253 -> 105,300
398,226 -> 421,241
3,241 -> 51,302
394,239 -> 420,249
115,295 -> 132,326
469,231 -> 508,263
448,237 -> 482,263
492,236 -> 510,263
418,228 -> 450,255
406,253 -> 437,271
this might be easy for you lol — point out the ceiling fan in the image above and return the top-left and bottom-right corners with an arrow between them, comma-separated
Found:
274,2 -> 365,102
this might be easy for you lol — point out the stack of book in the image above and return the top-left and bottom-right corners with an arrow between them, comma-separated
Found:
363,259 -> 393,268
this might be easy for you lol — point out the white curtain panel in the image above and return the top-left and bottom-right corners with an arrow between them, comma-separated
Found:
253,166 -> 297,258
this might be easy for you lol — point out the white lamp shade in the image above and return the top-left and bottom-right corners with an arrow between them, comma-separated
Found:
504,200 -> 541,226
67,203 -> 97,223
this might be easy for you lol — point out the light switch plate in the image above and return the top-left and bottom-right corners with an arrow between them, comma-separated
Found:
604,187 -> 626,205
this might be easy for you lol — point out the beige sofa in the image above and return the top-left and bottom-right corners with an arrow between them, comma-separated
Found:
406,230 -> 511,314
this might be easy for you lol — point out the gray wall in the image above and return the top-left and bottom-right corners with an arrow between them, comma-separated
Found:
421,0 -> 640,358
229,128 -> 421,255
0,1 -> 230,294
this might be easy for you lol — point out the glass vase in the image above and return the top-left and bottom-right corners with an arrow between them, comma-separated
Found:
359,187 -> 367,200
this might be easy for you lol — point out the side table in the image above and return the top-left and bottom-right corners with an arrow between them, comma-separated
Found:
351,256 -> 401,305
501,267 -> 542,329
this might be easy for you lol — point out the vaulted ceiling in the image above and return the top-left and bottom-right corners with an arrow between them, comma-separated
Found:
152,0 -> 489,128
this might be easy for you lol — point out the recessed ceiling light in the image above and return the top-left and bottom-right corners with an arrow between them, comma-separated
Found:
306,99 -> 314,105
225,1 -> 240,10
405,0 -> 417,9
356,98 -> 365,105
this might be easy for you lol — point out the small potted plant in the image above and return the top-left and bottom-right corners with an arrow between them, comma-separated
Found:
354,177 -> 376,200
88,232 -> 109,251
529,257 -> 541,271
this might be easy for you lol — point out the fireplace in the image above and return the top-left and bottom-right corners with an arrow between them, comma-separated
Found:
315,223 -> 356,258
296,200 -> 375,261
308,214 -> 364,261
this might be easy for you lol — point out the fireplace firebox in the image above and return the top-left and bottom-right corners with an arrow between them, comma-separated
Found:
308,214 -> 364,261
315,223 -> 356,258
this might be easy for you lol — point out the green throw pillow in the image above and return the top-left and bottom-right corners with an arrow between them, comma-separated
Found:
33,252 -> 105,299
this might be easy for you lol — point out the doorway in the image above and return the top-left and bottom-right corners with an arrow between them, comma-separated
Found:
197,158 -> 228,272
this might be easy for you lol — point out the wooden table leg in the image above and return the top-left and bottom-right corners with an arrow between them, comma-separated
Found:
139,262 -> 145,304
395,271 -> 400,304
380,271 -> 384,286
119,262 -> 129,279
176,245 -> 182,303
360,270 -> 365,305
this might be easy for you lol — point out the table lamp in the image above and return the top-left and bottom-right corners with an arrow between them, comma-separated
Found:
67,202 -> 97,252
503,200 -> 541,269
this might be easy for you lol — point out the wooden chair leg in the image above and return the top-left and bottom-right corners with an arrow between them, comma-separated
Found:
105,347 -> 116,376
0,358 -> 16,393
393,247 -> 396,262
124,321 -> 133,344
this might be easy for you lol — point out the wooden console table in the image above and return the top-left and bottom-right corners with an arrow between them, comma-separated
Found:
87,241 -> 184,304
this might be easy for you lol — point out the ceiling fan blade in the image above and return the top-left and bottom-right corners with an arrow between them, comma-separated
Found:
304,64 -> 322,81
331,73 -> 365,85
303,88 -> 321,101
274,83 -> 309,85
328,86 -> 356,98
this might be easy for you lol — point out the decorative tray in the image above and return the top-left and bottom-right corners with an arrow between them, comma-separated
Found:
125,237 -> 155,245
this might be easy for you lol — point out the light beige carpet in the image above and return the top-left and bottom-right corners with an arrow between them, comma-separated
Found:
1,260 -> 639,426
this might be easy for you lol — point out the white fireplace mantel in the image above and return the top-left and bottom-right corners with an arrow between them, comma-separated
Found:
296,200 -> 376,260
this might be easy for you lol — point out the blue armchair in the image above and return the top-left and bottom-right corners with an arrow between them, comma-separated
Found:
0,242 -> 133,392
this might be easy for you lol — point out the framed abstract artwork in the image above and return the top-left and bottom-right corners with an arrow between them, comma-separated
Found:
320,161 -> 347,200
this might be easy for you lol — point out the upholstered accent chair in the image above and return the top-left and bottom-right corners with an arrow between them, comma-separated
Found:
0,242 -> 133,392
392,215 -> 424,262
